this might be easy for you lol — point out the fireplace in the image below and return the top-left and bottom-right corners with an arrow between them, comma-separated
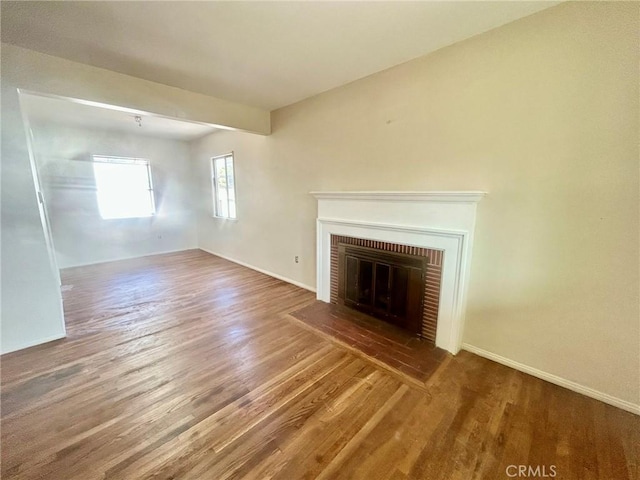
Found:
312,191 -> 486,354
330,235 -> 443,341
338,241 -> 425,335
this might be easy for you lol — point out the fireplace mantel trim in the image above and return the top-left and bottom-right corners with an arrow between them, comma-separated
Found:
313,190 -> 486,355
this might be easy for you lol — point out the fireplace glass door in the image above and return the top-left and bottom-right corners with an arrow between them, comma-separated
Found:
338,243 -> 426,335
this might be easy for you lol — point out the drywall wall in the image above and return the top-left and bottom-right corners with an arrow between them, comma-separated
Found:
1,43 -> 270,134
30,123 -> 197,268
1,68 -> 66,354
193,2 -> 639,407
0,38 -> 266,354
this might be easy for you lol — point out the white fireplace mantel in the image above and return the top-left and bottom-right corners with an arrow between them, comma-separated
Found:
311,190 -> 486,354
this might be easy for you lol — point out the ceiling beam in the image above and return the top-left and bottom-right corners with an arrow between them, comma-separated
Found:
1,43 -> 271,135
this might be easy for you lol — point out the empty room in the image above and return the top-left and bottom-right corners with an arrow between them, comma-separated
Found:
1,1 -> 638,479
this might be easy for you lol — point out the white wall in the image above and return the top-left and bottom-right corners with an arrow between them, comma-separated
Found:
31,123 -> 197,268
1,40 -> 264,355
1,77 -> 66,354
191,133 -> 314,288
192,2 -> 639,408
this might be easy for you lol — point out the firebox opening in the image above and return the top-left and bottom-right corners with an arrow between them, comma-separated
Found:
330,235 -> 442,343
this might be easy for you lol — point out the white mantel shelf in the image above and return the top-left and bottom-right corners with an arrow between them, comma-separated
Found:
310,191 -> 487,203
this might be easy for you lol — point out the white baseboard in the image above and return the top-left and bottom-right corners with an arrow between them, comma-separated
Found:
462,343 -> 640,416
199,248 -> 316,293
1,333 -> 66,356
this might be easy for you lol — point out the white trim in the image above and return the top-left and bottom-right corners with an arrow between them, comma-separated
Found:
310,191 -> 487,203
1,333 -> 67,356
316,219 -> 470,354
199,248 -> 316,293
462,343 -> 640,416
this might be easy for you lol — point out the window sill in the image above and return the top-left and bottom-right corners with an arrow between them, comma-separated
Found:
212,215 -> 238,222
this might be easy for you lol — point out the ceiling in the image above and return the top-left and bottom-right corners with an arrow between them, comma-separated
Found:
20,92 -> 219,141
2,1 -> 559,111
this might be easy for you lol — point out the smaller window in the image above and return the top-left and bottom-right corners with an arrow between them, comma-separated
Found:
212,153 -> 237,219
92,155 -> 155,220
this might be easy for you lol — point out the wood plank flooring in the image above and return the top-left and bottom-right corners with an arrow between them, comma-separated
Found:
1,249 -> 638,480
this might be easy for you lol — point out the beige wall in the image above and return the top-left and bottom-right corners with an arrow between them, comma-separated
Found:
194,2 -> 640,406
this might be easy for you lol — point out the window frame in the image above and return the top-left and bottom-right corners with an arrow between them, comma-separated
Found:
92,155 -> 156,220
211,152 -> 237,220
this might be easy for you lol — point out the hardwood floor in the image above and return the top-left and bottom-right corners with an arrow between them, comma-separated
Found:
1,250 -> 638,480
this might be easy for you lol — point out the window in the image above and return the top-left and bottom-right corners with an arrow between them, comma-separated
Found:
92,155 -> 155,220
212,153 -> 236,219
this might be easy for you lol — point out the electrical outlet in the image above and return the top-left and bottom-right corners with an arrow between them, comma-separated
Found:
295,256 -> 299,264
